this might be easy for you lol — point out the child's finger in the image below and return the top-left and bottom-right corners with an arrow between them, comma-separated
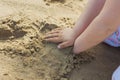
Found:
45,37 -> 62,43
46,28 -> 61,34
45,33 -> 59,39
46,30 -> 60,34
49,28 -> 62,33
57,41 -> 72,49
46,28 -> 62,34
52,28 -> 62,31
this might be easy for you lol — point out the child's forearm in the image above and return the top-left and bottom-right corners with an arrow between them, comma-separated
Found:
73,0 -> 120,54
73,0 -> 106,39
73,18 -> 118,54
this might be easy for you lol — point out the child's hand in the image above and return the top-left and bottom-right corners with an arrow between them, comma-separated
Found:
44,28 -> 75,49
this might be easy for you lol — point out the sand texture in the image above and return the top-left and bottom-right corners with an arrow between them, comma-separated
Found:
0,0 -> 120,80
0,0 -> 95,79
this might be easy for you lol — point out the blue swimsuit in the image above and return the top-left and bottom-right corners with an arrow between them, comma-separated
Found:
104,27 -> 120,47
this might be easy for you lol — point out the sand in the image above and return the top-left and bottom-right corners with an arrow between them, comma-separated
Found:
0,0 -> 120,80
0,0 -> 93,80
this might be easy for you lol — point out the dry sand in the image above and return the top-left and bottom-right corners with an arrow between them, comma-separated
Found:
0,0 -> 120,80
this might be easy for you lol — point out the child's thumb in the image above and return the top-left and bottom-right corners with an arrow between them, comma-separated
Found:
57,41 -> 71,49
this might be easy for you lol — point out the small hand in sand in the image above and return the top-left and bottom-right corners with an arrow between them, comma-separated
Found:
44,28 -> 75,49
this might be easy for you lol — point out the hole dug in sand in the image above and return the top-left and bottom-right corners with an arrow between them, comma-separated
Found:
0,19 -> 27,40
44,0 -> 65,3
0,28 -> 13,40
0,15 -> 95,80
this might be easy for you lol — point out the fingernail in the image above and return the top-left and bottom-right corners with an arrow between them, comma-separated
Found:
57,45 -> 61,49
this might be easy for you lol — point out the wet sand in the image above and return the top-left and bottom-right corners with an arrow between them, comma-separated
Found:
70,44 -> 120,80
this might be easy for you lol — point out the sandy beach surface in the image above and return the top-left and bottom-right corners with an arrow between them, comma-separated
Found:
0,0 -> 120,80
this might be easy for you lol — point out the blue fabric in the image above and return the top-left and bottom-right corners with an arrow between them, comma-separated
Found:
112,66 -> 120,80
104,27 -> 120,47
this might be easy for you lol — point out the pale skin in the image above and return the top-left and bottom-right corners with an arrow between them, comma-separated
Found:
45,0 -> 120,54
